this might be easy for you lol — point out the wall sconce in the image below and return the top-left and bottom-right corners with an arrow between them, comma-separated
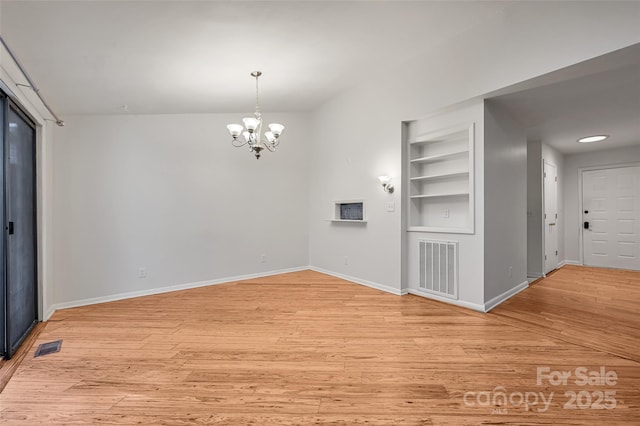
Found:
378,175 -> 394,194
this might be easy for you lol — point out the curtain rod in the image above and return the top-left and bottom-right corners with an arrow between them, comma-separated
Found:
0,35 -> 64,126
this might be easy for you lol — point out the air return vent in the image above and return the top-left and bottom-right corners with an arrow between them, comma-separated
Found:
419,240 -> 458,299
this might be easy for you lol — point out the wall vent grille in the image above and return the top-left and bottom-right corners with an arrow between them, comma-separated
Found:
419,240 -> 458,299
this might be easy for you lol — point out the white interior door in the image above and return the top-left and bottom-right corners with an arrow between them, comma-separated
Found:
583,166 -> 640,270
544,162 -> 558,274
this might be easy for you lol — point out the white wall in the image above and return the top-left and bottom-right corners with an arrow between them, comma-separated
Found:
307,94 -> 402,293
52,113 -> 310,306
527,140 -> 543,277
563,144 -> 640,264
308,1 -> 640,304
484,101 -> 527,302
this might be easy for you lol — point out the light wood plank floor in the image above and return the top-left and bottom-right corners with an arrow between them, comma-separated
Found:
0,323 -> 46,393
1,269 -> 639,424
490,265 -> 640,363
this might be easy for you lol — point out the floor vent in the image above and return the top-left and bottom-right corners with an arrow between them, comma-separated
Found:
419,240 -> 458,299
34,340 -> 62,357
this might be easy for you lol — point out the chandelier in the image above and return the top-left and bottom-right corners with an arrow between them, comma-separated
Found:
226,71 -> 285,159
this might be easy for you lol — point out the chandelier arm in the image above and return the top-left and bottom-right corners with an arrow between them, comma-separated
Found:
262,141 -> 277,152
232,139 -> 249,148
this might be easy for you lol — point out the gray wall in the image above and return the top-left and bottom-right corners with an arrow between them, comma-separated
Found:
52,113 -> 310,305
484,101 -> 527,302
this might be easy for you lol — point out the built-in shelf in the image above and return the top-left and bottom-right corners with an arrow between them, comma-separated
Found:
331,200 -> 366,223
409,127 -> 469,145
409,150 -> 468,164
409,192 -> 469,199
405,121 -> 474,233
410,171 -> 469,182
410,136 -> 467,145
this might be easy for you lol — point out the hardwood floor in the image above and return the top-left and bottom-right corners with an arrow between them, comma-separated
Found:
490,265 -> 640,363
1,268 -> 639,424
0,323 -> 46,393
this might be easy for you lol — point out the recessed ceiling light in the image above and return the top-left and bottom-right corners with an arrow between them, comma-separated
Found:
578,135 -> 608,143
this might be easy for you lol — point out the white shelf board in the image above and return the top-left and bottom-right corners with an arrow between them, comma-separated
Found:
409,192 -> 469,199
410,171 -> 469,182
409,135 -> 467,145
408,124 -> 471,145
409,150 -> 469,164
327,219 -> 368,223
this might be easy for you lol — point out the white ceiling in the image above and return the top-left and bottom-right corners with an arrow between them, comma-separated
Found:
490,47 -> 640,155
2,1 -> 638,155
0,0 -> 507,115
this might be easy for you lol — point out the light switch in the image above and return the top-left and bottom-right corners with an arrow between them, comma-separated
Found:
387,202 -> 395,212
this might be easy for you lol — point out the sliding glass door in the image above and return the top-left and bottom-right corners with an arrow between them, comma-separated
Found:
1,93 -> 38,359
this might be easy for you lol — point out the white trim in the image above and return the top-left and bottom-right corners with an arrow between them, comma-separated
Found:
527,273 -> 543,284
408,289 -> 484,312
562,259 -> 582,266
542,160 -> 558,275
308,266 -> 403,296
43,266 -> 308,321
483,280 -> 529,312
44,305 -> 56,321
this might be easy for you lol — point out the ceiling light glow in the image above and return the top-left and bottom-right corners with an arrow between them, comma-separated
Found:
578,135 -> 608,143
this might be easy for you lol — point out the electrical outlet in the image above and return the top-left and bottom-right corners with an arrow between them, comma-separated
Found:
443,209 -> 450,218
387,202 -> 395,212
344,256 -> 349,265
138,267 -> 147,278
508,266 -> 513,278
261,254 -> 267,263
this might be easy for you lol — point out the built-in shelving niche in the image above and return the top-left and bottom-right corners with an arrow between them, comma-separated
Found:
406,123 -> 474,233
329,200 -> 367,223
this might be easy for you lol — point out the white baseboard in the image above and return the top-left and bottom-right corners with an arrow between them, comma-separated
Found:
527,274 -> 542,284
44,266 -> 309,321
44,305 -> 56,321
308,266 -> 403,296
483,280 -> 529,312
407,289 -> 485,312
560,260 -> 582,266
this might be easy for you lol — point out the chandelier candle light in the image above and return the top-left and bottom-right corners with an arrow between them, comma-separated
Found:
226,71 -> 285,159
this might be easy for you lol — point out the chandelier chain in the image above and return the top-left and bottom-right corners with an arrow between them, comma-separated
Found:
255,74 -> 261,115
